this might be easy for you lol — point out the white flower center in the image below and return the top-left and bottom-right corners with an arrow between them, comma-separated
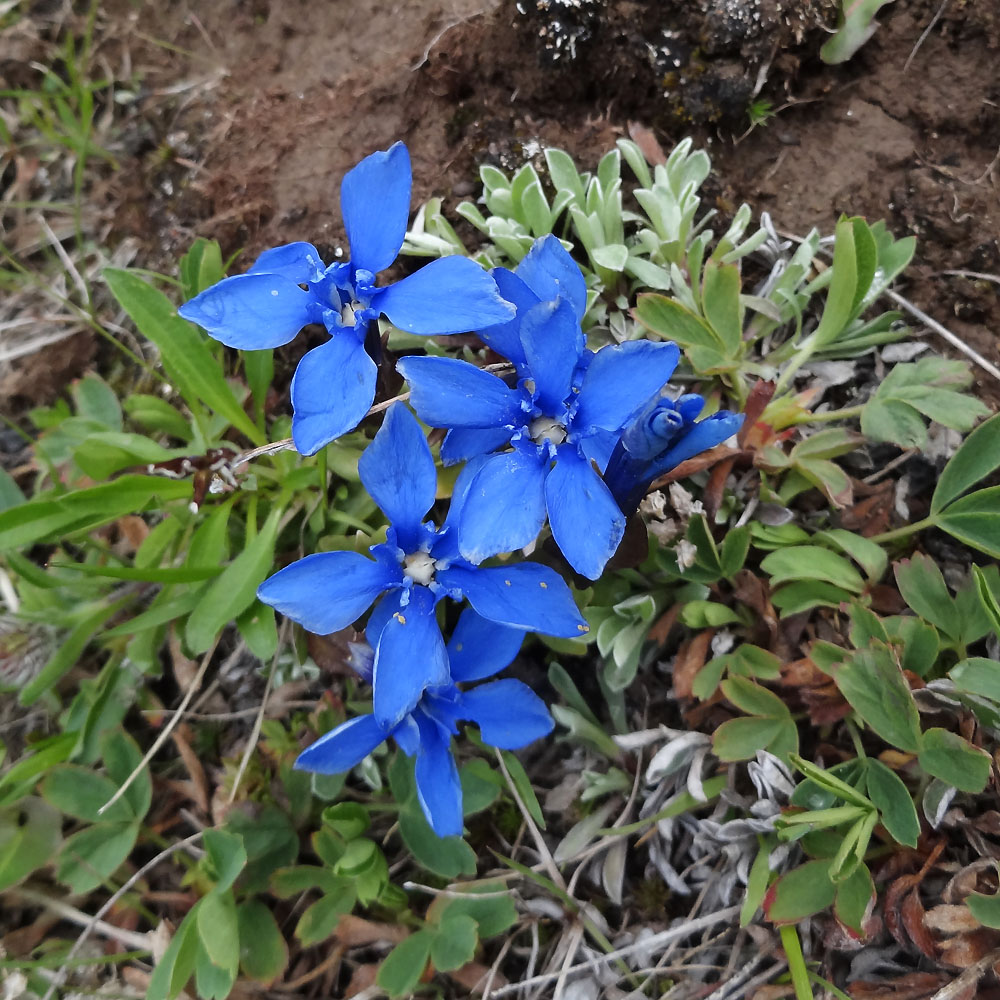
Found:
340,300 -> 360,326
529,416 -> 567,445
403,551 -> 436,586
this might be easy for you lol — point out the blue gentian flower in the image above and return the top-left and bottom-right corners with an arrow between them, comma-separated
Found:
294,614 -> 551,837
396,235 -> 682,580
178,143 -> 514,455
257,402 -> 588,729
604,393 -> 744,514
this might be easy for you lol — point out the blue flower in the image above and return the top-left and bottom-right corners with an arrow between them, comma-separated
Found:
257,402 -> 589,730
294,615 -> 552,837
604,393 -> 744,514
396,235 -> 682,580
178,143 -> 514,455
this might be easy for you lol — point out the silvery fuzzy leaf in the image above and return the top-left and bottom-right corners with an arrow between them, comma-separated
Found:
561,978 -> 599,1000
748,751 -> 796,800
711,629 -> 736,657
686,746 -> 711,802
579,901 -> 611,936
602,837 -> 628,906
848,944 -> 909,982
923,779 -> 956,829
522,897 -> 564,921
882,341 -> 929,362
645,731 -> 711,784
756,502 -> 795,526
711,817 -> 779,842
805,360 -> 857,388
614,725 -> 686,752
648,840 -> 690,895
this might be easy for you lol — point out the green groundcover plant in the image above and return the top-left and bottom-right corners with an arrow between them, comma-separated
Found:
2,135 -> 1000,1000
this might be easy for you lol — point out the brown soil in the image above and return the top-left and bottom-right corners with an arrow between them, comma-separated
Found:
93,0 -> 1000,402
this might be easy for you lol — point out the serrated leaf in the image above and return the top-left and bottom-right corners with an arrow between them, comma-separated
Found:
831,645 -> 922,753
917,727 -> 991,793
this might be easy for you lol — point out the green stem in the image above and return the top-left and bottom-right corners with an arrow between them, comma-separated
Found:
869,515 -> 935,546
779,924 -> 814,1000
789,404 -> 864,425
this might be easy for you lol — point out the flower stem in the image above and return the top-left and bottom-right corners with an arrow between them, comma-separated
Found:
869,516 -> 936,546
790,404 -> 865,425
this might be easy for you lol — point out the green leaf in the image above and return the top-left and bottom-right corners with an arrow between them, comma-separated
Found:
20,596 -> 132,706
764,858 -> 837,924
862,358 -> 985,449
322,802 -> 371,841
936,486 -> 1000,558
831,645 -> 922,753
933,412 -> 1000,513
295,892 -> 355,946
0,475 -> 191,552
429,914 -> 478,972
101,729 -> 152,821
73,432 -> 180,481
678,600 -> 741,628
378,931 -> 432,998
821,0 -> 899,63
974,565 -> 1000,637
202,828 -> 247,893
771,581 -> 856,615
194,942 -> 236,1000
180,238 -> 225,299
197,890 -> 240,975
124,394 -> 193,440
760,546 -> 866,593
73,374 -> 123,430
42,766 -> 133,824
269,865 -> 344,898
0,468 -> 25,513
0,798 -> 62,892
834,863 -> 874,934
0,734 -> 76,809
864,759 -> 919,848
917,727 -> 991,793
713,716 -> 786,761
237,900 -> 288,985
633,294 -> 734,374
428,887 -> 518,939
56,822 -> 138,893
741,845 -> 772,926
147,903 -> 200,1000
809,217 -> 858,350
816,529 -> 887,583
966,888 -> 1000,930
894,554 -> 957,638
104,268 -> 264,445
701,260 -> 743,356
185,506 -> 282,654
500,750 -> 547,827
721,677 -> 790,718
950,657 -> 1000,702
236,601 -> 278,661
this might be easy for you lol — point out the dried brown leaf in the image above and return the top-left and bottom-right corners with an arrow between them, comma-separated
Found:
901,888 -> 938,959
672,630 -> 714,699
334,914 -> 408,948
448,961 -> 509,993
627,121 -> 666,164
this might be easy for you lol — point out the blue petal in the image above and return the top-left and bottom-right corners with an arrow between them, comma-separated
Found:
437,562 -> 588,638
457,679 -> 554,749
397,355 -> 523,429
573,341 -> 681,434
580,427 -> 619,472
518,298 -> 585,412
413,712 -> 463,837
546,447 -> 625,580
432,454 -> 491,564
373,256 -> 515,335
179,273 -> 318,350
366,589 -> 407,648
258,551 -> 398,634
372,586 -> 450,728
341,142 -> 412,275
295,715 -> 387,774
392,714 -> 421,756
358,403 -> 436,551
248,241 -> 325,283
455,449 -> 549,564
441,426 -> 513,465
476,269 -> 538,367
643,411 -> 744,481
516,235 -> 588,324
446,609 -> 525,682
290,332 -> 377,455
